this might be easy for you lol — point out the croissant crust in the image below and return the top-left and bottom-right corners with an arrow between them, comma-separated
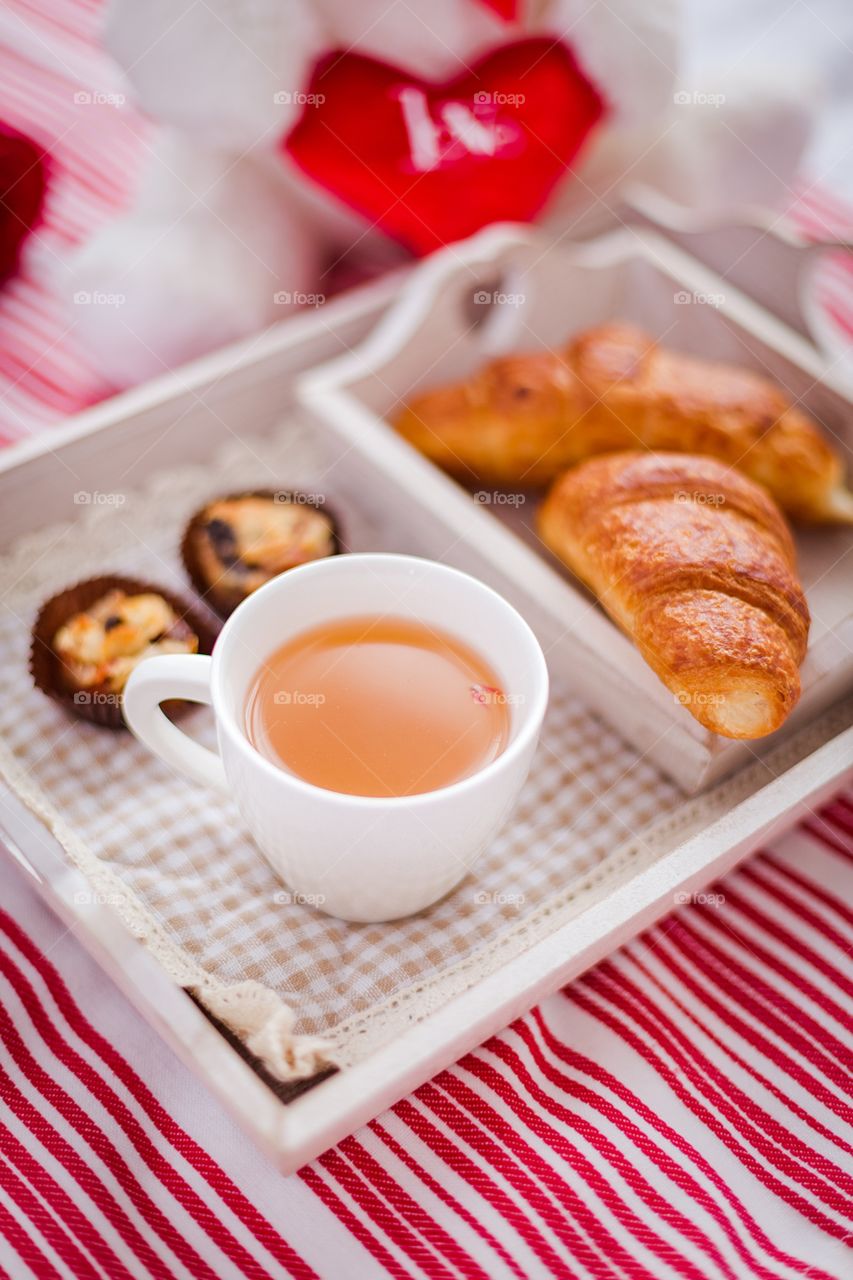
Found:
395,323 -> 853,523
537,452 -> 810,740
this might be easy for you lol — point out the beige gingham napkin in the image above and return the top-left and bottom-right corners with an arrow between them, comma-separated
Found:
0,417 -> 688,1076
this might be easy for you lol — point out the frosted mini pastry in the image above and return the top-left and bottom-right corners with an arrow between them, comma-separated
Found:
182,490 -> 340,616
30,576 -> 216,727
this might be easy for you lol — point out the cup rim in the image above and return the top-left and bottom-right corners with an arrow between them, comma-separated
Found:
209,553 -> 549,808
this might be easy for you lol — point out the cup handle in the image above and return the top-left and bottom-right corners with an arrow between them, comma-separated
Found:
123,653 -> 229,792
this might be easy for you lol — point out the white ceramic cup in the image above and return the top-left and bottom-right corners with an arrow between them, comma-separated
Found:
123,554 -> 548,922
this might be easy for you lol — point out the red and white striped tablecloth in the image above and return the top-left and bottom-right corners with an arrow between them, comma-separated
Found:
0,794 -> 851,1279
2,2 -> 853,1277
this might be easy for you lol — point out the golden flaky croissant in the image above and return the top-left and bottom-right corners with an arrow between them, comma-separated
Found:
537,452 -> 810,740
395,323 -> 853,523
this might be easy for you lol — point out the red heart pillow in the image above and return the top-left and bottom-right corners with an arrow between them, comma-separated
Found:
0,125 -> 46,283
476,0 -> 521,19
285,38 -> 604,256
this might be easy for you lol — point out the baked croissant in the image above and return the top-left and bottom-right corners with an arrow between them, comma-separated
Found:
395,323 -> 853,523
537,452 -> 810,740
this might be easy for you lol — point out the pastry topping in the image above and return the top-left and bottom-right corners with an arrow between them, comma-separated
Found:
203,497 -> 334,574
184,492 -> 339,614
206,516 -> 240,565
53,589 -> 198,693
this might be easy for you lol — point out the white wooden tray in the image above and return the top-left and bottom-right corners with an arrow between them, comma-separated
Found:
0,251 -> 851,1174
299,224 -> 853,793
